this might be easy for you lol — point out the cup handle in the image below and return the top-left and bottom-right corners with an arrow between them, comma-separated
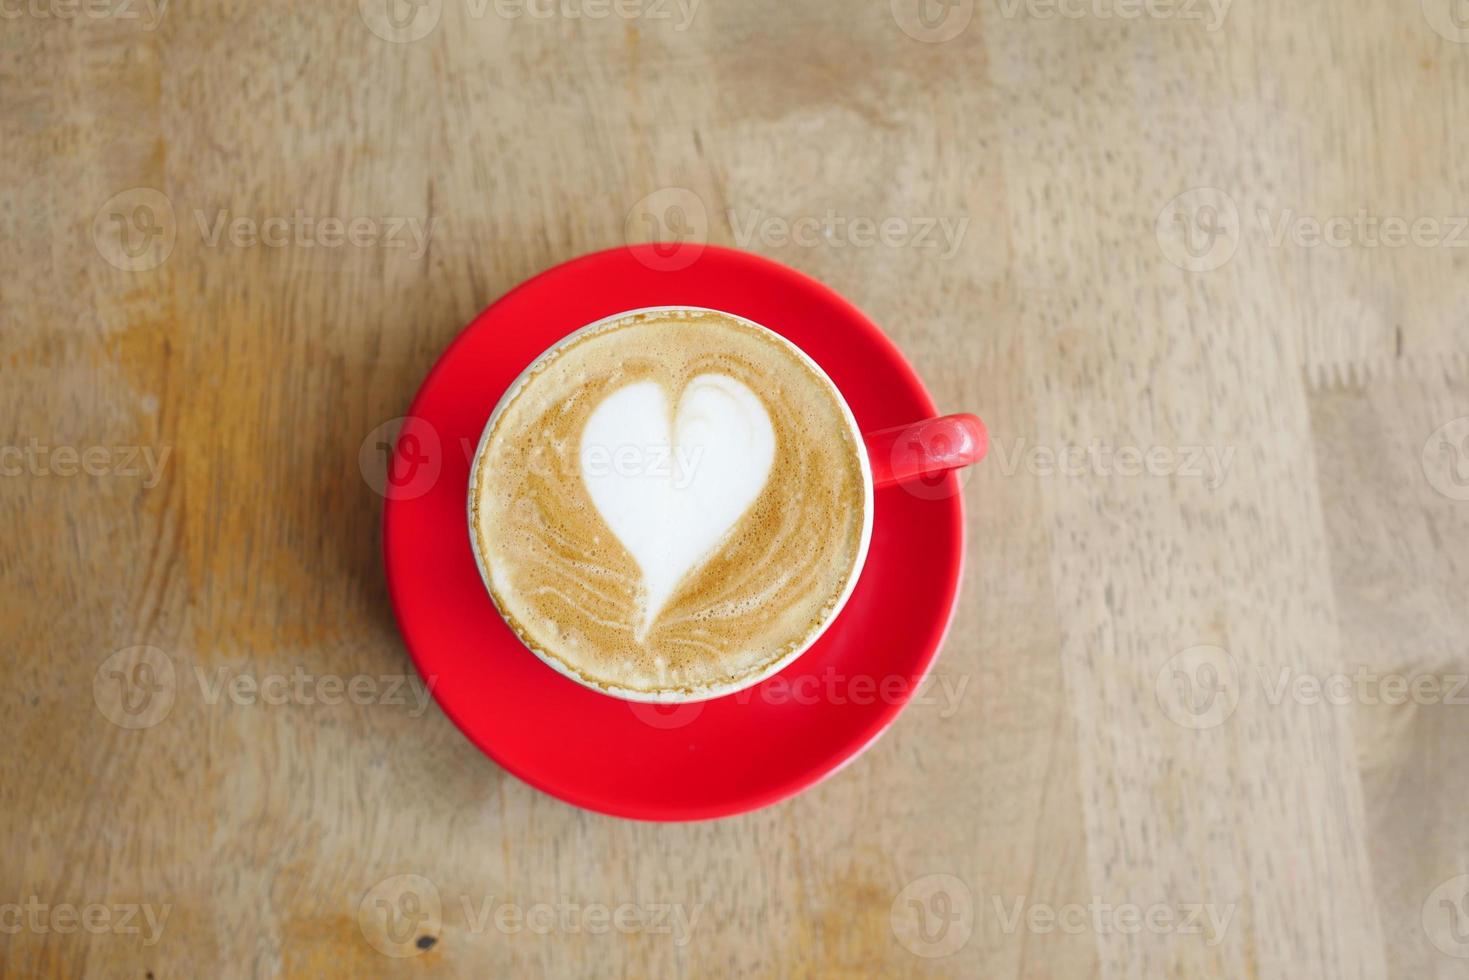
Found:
864,413 -> 988,490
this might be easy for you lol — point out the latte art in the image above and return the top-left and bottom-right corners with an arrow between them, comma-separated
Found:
469,308 -> 871,700
579,373 -> 776,639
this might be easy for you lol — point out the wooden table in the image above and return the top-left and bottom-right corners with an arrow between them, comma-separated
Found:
4,1 -> 1468,976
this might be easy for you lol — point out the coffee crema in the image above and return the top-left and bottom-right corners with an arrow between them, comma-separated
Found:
469,308 -> 871,700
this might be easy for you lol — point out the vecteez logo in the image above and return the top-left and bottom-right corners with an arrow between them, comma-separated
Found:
1156,188 -> 1241,272
624,187 -> 709,272
1422,0 -> 1469,43
890,874 -> 974,958
359,417 -> 444,500
0,0 -> 168,29
1423,417 -> 1469,501
92,188 -> 176,272
993,0 -> 1234,32
93,646 -> 177,730
359,0 -> 443,42
891,0 -> 975,43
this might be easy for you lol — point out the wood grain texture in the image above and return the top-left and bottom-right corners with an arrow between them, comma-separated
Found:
3,0 -> 1467,976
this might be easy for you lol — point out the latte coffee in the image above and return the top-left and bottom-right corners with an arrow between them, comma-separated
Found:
469,307 -> 873,701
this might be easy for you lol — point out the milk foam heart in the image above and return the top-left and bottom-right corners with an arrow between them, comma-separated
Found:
579,375 -> 776,636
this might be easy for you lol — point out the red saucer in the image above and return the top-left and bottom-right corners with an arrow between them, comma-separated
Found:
383,246 -> 965,821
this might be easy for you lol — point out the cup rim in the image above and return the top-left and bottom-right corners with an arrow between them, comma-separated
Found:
466,304 -> 876,703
